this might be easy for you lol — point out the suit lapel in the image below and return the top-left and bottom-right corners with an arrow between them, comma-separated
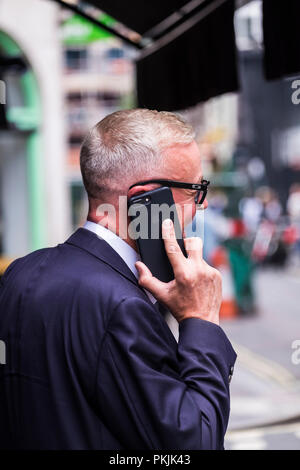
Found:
66,228 -> 178,346
65,228 -> 139,287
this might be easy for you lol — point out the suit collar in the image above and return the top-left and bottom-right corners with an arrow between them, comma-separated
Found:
83,220 -> 140,279
65,228 -> 139,287
65,229 -> 175,335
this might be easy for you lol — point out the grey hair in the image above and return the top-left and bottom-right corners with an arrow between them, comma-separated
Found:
80,108 -> 195,199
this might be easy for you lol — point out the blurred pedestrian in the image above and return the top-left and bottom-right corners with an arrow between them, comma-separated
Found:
287,183 -> 300,266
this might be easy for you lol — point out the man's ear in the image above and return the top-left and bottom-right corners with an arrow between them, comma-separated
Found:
127,184 -> 157,199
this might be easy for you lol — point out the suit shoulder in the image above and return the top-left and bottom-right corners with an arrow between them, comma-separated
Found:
56,242 -> 146,300
1,247 -> 52,284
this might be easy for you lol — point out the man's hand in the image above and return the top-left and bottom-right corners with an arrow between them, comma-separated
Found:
135,219 -> 222,325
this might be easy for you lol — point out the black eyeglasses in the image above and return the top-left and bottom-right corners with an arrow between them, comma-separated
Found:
129,179 -> 210,205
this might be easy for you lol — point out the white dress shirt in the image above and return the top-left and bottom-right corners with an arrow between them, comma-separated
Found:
83,220 -> 179,341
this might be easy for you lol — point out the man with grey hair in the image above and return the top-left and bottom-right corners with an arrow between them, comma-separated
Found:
0,109 -> 236,450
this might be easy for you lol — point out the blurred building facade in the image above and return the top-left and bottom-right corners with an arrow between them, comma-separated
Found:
0,0 -> 137,263
234,0 -> 300,205
60,6 -> 137,228
0,0 -> 299,267
0,0 -> 71,262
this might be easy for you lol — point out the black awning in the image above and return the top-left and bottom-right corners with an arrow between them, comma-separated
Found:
87,0 -> 191,36
263,0 -> 300,81
137,0 -> 238,111
52,0 -> 240,109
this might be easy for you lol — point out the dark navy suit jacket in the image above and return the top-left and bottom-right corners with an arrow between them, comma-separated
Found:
0,228 -> 237,450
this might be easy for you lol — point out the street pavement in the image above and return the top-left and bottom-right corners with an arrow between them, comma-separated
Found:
221,265 -> 300,450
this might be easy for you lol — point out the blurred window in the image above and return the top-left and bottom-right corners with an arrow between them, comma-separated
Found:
106,47 -> 124,59
64,49 -> 88,71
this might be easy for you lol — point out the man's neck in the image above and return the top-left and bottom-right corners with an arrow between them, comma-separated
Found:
86,215 -> 138,253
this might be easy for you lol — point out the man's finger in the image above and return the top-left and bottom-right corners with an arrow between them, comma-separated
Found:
135,261 -> 166,300
183,236 -> 203,261
161,219 -> 186,275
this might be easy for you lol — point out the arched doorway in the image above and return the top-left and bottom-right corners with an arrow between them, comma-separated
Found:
0,30 -> 45,266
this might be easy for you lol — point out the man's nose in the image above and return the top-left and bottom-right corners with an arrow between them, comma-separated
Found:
202,199 -> 208,209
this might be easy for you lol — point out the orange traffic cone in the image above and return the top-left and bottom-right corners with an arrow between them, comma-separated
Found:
211,247 -> 238,320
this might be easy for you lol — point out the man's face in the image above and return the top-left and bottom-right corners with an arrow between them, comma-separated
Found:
162,140 -> 208,228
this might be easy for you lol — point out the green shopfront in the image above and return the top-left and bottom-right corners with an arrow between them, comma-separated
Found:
0,30 -> 46,271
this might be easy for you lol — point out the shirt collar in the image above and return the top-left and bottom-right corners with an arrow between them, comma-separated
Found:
83,221 -> 156,303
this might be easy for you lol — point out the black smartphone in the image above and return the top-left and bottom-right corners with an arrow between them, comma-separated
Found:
128,186 -> 187,283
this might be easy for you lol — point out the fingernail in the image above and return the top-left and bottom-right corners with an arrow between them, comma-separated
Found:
163,218 -> 173,228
